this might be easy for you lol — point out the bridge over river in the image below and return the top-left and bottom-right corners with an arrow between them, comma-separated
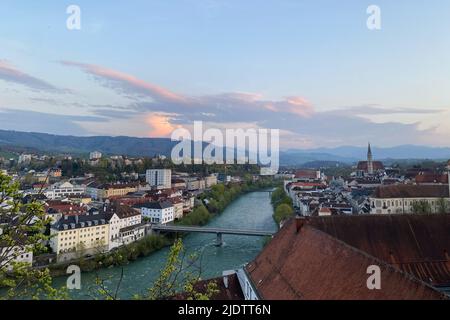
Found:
151,224 -> 275,246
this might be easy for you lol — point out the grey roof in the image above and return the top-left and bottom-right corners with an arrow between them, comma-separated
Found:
135,201 -> 173,210
52,212 -> 108,231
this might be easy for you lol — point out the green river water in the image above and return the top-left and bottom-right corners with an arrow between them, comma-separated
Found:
59,190 -> 277,299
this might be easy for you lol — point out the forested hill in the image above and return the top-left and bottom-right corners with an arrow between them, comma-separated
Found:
0,130 -> 177,157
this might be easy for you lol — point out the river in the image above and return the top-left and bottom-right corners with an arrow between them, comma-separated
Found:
61,190 -> 277,299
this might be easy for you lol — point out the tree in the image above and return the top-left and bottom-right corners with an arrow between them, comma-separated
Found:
0,171 -> 67,299
179,205 -> 211,226
411,200 -> 432,214
437,198 -> 449,214
273,203 -> 294,225
91,238 -> 219,300
146,238 -> 219,300
271,187 -> 293,207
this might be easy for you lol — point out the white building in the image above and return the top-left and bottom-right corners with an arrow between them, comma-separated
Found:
370,161 -> 450,215
169,197 -> 184,220
0,246 -> 33,271
370,184 -> 450,214
138,201 -> 174,224
49,211 -> 109,262
18,154 -> 32,164
146,169 -> 171,190
0,220 -> 33,271
205,174 -> 218,188
186,178 -> 206,191
44,182 -> 85,200
107,204 -> 143,250
89,151 -> 102,160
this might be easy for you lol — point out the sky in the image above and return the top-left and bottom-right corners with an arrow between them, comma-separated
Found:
0,0 -> 450,149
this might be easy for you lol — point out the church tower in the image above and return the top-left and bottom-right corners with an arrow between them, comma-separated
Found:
447,160 -> 450,198
367,142 -> 374,175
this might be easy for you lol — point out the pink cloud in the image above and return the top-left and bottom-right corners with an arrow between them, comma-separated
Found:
146,113 -> 179,137
60,61 -> 187,104
263,96 -> 314,117
60,60 -> 314,118
59,60 -> 317,135
0,59 -> 62,92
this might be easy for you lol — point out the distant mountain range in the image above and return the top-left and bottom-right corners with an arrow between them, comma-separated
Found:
279,151 -> 357,166
293,145 -> 450,160
282,145 -> 450,165
0,130 -> 176,157
1,130 -> 449,165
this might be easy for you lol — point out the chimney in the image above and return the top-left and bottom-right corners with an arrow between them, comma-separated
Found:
222,270 -> 235,289
295,216 -> 308,233
389,251 -> 397,265
223,275 -> 229,289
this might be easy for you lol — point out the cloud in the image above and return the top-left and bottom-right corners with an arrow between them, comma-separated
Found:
0,60 -> 65,93
338,105 -> 445,115
275,110 -> 438,147
89,105 -> 141,119
146,113 -> 179,137
53,61 -> 447,147
59,61 -> 314,122
60,61 -> 187,103
0,108 -> 107,136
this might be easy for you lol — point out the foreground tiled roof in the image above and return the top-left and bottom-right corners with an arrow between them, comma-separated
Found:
373,184 -> 449,198
307,214 -> 450,287
245,216 -> 449,300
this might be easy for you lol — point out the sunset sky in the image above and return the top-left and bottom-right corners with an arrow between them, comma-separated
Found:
1,0 -> 450,149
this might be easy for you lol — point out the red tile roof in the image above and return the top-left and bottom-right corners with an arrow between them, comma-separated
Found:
357,161 -> 384,171
307,214 -> 450,287
415,173 -> 448,184
245,215 -> 450,300
172,273 -> 244,300
289,182 -> 326,188
106,203 -> 140,219
295,170 -> 319,179
373,184 -> 449,198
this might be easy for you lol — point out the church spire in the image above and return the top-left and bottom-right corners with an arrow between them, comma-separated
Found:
367,142 -> 374,175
